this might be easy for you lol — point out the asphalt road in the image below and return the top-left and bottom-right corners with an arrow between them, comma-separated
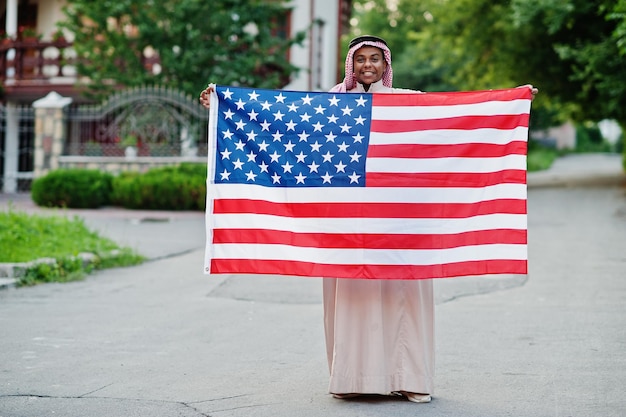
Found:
1,160 -> 625,416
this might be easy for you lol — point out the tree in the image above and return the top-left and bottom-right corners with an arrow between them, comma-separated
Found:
351,0 -> 626,130
61,0 -> 305,99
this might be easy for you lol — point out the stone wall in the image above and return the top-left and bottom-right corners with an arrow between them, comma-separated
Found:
57,156 -> 206,175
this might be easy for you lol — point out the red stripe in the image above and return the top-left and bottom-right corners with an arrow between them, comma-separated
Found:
372,88 -> 532,107
366,170 -> 527,187
209,259 -> 528,279
367,141 -> 527,159
213,229 -> 527,249
213,198 -> 526,218
371,114 -> 530,133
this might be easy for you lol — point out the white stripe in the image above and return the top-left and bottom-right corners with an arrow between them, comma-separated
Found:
211,213 -> 527,234
370,126 -> 528,145
211,243 -> 527,264
372,100 -> 530,120
208,183 -> 527,203
366,155 -> 527,173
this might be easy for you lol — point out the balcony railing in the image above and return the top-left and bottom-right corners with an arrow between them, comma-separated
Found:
0,39 -> 160,101
0,38 -> 77,83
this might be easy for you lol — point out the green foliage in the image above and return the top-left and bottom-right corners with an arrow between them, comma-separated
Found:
111,163 -> 206,210
351,0 -> 626,128
527,140 -> 560,172
61,0 -> 305,99
17,249 -> 144,286
575,122 -> 614,153
31,169 -> 113,208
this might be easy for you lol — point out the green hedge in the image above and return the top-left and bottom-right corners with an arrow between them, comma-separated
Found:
111,163 -> 206,210
31,163 -> 207,211
31,169 -> 113,208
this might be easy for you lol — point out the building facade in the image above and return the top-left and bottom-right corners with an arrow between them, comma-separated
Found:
1,0 -> 352,193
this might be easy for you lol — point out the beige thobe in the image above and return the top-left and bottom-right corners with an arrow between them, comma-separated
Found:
323,80 -> 435,395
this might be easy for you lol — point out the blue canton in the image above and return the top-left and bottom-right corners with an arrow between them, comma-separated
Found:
214,86 -> 372,187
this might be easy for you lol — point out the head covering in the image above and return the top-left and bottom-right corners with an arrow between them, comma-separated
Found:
330,35 -> 393,92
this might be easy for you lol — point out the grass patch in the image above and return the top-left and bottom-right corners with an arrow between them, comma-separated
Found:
0,209 -> 144,286
527,145 -> 560,172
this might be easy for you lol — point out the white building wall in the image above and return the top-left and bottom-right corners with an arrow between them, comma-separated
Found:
37,0 -> 68,39
285,0 -> 341,92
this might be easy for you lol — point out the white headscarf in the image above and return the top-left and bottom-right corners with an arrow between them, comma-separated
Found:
330,35 -> 393,93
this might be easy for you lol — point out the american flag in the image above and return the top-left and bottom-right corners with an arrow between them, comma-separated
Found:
204,85 -> 532,279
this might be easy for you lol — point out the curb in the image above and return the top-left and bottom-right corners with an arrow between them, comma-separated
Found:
527,172 -> 625,188
0,252 -> 116,290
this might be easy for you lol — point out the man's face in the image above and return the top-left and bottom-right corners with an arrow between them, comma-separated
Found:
353,46 -> 387,86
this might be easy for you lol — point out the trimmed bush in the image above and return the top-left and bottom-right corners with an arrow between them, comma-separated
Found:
31,169 -> 113,208
111,163 -> 206,210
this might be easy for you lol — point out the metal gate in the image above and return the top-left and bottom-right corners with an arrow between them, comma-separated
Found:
0,104 -> 35,192
64,86 -> 209,158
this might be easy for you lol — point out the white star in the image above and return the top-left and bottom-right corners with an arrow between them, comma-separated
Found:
271,172 -> 281,184
349,151 -> 362,162
275,92 -> 286,103
327,114 -> 339,124
222,129 -> 234,140
307,161 -> 320,173
341,105 -> 353,116
324,131 -> 337,142
235,99 -> 246,110
285,119 -> 297,131
334,161 -> 347,173
272,130 -> 283,142
281,161 -> 294,173
259,161 -> 269,173
298,131 -> 310,142
246,151 -> 257,162
295,151 -> 307,163
220,169 -> 231,180
314,104 -> 326,114
220,148 -> 232,159
310,141 -> 322,152
260,101 -> 272,111
248,91 -> 260,101
234,140 -> 245,151
355,95 -> 367,106
294,172 -> 307,184
269,151 -> 281,162
337,142 -> 349,152
273,110 -> 285,121
223,109 -> 235,120
321,172 -> 333,184
322,151 -> 334,162
339,123 -> 351,133
302,94 -> 313,105
247,109 -> 259,121
246,130 -> 258,141
348,171 -> 361,183
235,119 -> 247,130
287,102 -> 299,112
245,170 -> 257,181
260,119 -> 271,131
232,158 -> 244,170
354,115 -> 366,125
300,112 -> 312,122
222,89 -> 234,100
353,132 -> 365,143
328,95 -> 340,106
258,141 -> 270,152
284,141 -> 296,152
312,121 -> 324,132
